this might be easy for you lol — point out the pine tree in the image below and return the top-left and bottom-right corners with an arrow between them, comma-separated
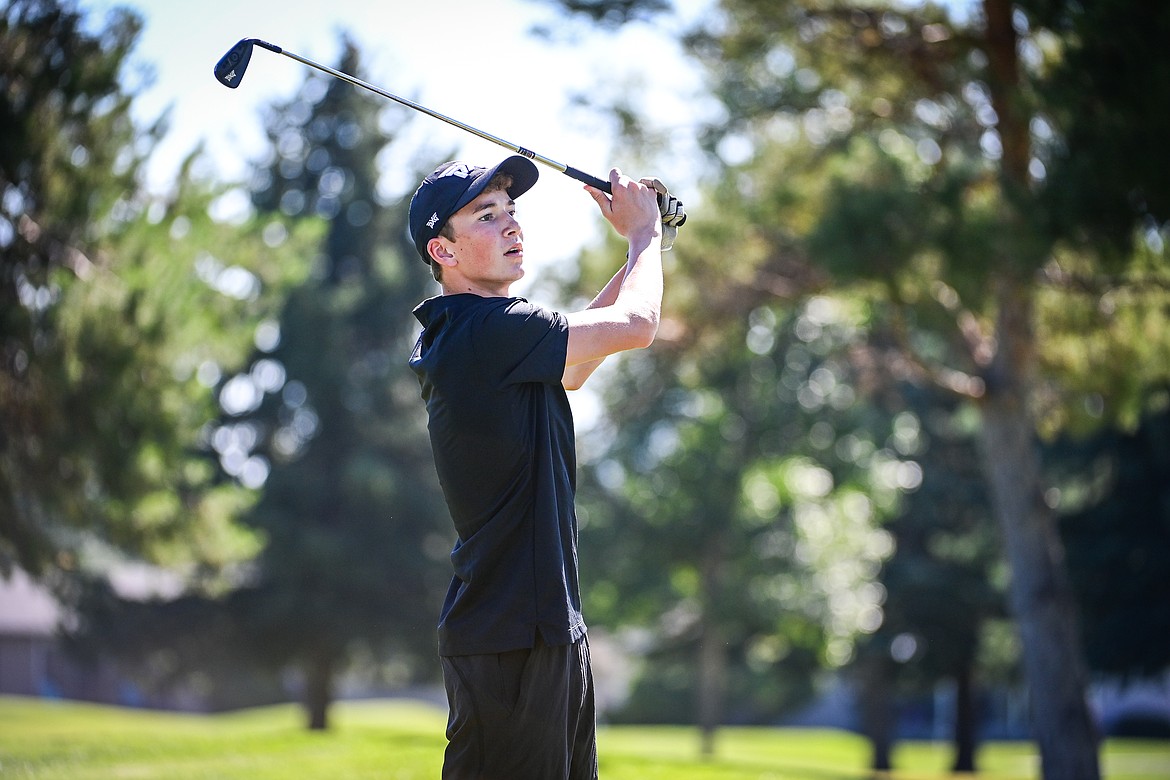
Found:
225,37 -> 450,730
1,0 -> 291,584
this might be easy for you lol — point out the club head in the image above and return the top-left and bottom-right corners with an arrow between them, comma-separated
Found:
214,39 -> 255,88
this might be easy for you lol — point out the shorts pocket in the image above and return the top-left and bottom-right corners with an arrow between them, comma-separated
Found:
493,646 -> 531,715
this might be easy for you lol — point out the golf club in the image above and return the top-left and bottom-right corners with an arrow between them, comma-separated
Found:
213,37 -> 686,230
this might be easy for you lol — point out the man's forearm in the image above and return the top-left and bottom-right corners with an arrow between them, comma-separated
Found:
614,228 -> 663,338
562,266 -> 628,390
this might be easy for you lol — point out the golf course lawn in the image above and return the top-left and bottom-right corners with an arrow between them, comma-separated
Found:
1,696 -> 1168,779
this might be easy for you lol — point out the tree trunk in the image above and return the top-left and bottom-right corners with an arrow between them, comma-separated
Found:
980,5 -> 1098,771
856,650 -> 896,773
696,536 -> 727,757
304,649 -> 334,731
952,662 -> 977,774
977,281 -> 1100,780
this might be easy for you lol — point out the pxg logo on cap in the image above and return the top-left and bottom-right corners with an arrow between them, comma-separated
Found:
408,155 -> 540,263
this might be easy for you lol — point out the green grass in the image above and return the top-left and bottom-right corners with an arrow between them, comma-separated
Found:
1,696 -> 1167,779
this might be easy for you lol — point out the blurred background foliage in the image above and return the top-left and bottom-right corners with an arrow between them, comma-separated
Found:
2,0 -> 1169,776
550,0 -> 1170,774
1,0 -> 319,583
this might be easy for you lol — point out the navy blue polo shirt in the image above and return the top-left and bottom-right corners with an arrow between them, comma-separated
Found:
409,293 -> 586,656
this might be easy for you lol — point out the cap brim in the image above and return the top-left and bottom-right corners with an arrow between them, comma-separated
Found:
449,155 -> 540,217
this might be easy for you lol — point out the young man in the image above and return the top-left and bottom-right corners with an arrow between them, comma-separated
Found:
407,155 -> 676,779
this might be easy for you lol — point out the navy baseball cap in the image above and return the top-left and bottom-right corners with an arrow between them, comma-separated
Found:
408,155 -> 540,263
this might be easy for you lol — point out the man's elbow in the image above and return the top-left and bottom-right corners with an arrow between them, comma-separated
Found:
628,309 -> 659,349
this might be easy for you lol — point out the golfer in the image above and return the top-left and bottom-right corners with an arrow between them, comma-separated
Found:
408,154 -> 671,779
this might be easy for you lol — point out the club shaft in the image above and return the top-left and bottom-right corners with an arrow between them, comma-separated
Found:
266,44 -> 612,194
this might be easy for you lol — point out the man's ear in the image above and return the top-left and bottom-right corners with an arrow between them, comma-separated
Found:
427,237 -> 456,267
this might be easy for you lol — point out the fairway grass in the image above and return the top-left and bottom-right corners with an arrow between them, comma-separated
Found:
1,696 -> 1168,779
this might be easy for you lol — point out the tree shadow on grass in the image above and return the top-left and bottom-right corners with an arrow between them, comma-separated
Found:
600,752 -> 873,780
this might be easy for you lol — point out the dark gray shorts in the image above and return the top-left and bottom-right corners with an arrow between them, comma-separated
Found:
440,634 -> 598,780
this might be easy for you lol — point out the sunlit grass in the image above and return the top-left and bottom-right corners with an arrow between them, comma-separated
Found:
1,696 -> 1168,779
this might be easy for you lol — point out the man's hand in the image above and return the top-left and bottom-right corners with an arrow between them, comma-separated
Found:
585,168 -> 662,244
584,171 -> 686,250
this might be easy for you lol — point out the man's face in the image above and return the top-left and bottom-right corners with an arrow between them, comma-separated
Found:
435,187 -> 525,295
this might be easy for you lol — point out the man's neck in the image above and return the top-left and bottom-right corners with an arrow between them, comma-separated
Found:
441,280 -> 511,298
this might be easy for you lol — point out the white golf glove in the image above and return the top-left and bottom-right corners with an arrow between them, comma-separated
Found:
641,177 -> 687,251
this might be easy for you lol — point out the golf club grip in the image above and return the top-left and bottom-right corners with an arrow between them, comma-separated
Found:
563,166 -> 612,195
563,168 -> 682,226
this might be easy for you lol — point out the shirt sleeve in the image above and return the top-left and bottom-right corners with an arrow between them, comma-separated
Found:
475,298 -> 568,387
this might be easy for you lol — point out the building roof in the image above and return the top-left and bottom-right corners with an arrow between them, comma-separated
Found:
0,568 -> 61,636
